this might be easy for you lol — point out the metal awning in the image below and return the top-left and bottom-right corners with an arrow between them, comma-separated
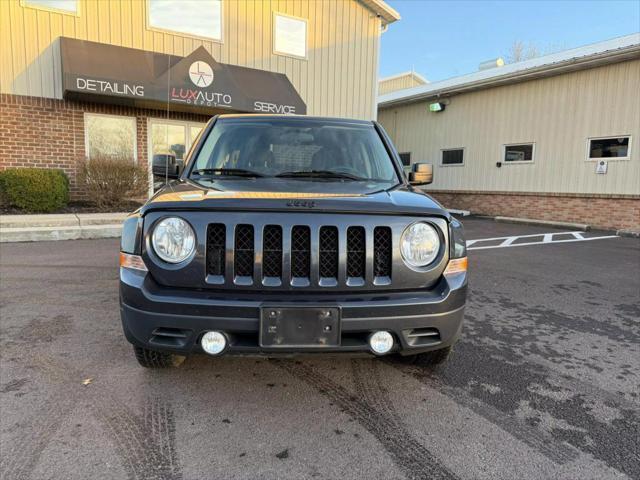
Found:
59,37 -> 306,115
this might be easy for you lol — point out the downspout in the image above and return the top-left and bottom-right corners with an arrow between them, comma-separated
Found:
372,17 -> 384,120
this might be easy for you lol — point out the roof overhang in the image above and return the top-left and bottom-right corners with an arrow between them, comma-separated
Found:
379,71 -> 429,85
358,0 -> 400,26
60,37 -> 306,115
378,33 -> 640,108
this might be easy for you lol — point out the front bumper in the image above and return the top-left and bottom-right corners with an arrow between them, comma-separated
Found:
120,268 -> 467,357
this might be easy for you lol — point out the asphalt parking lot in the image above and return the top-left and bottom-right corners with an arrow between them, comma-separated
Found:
1,217 -> 638,480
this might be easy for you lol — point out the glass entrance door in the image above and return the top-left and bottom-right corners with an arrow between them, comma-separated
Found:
149,120 -> 205,193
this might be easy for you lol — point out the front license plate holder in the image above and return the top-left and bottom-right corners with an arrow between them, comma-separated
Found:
260,306 -> 341,348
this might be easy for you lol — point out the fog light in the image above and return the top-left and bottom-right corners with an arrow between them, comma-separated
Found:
201,331 -> 227,355
369,331 -> 394,355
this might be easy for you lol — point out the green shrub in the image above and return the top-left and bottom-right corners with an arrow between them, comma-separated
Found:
0,168 -> 69,213
79,156 -> 147,209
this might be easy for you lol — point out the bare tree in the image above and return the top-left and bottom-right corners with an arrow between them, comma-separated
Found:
504,40 -> 569,64
504,40 -> 541,63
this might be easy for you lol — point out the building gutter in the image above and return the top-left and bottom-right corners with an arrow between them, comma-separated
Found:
378,43 -> 640,108
357,0 -> 400,26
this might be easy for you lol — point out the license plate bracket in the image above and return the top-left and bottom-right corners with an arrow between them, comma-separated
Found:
259,306 -> 341,348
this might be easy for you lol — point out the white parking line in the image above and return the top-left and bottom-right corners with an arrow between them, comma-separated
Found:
467,231 -> 619,250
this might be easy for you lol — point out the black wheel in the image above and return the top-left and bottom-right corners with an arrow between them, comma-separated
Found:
395,346 -> 452,367
133,346 -> 175,368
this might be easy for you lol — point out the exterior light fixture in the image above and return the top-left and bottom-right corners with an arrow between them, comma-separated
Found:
201,331 -> 228,355
369,331 -> 394,354
429,102 -> 445,112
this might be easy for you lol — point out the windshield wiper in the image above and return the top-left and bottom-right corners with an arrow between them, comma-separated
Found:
191,168 -> 265,178
275,170 -> 365,181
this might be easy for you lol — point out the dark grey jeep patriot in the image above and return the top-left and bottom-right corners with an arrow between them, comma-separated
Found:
120,115 -> 467,368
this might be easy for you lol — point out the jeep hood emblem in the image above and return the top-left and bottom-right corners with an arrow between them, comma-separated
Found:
287,200 -> 316,208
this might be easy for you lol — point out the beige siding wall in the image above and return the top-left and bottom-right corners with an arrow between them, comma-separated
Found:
0,0 -> 381,119
379,73 -> 425,95
378,60 -> 640,195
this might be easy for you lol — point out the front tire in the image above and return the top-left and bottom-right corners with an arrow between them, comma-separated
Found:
133,346 -> 176,368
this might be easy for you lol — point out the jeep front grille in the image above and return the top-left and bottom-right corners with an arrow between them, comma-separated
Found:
205,222 -> 395,289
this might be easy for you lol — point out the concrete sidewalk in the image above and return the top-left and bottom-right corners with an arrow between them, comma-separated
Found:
0,212 -> 128,243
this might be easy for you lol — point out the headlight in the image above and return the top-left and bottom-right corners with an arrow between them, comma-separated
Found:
151,217 -> 196,263
400,222 -> 440,268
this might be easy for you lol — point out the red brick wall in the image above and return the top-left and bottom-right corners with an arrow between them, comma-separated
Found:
0,93 -> 210,199
429,190 -> 640,231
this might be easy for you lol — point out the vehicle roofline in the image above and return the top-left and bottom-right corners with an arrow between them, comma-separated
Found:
215,114 -> 373,125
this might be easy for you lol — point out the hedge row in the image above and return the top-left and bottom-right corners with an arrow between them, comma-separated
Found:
0,168 -> 69,213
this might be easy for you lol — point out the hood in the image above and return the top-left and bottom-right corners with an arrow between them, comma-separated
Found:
140,178 -> 450,219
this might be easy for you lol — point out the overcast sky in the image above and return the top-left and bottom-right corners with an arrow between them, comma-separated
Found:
380,0 -> 640,82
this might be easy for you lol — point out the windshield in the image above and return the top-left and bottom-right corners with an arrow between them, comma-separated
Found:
189,118 -> 399,183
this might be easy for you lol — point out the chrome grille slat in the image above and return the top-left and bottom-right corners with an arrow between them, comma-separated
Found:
337,227 -> 348,286
224,224 -> 235,286
281,224 -> 292,287
253,225 -> 264,286
310,226 -> 321,286
365,226 -> 375,286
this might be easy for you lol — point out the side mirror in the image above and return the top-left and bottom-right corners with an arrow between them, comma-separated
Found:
408,163 -> 433,185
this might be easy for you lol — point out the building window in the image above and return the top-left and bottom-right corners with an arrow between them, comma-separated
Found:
148,0 -> 222,41
399,152 -> 411,168
22,0 -> 78,15
274,13 -> 307,59
85,114 -> 137,161
587,136 -> 631,161
441,148 -> 464,166
504,143 -> 534,163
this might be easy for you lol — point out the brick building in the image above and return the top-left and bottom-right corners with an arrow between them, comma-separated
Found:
1,93 -> 211,198
378,35 -> 640,230
0,0 -> 399,198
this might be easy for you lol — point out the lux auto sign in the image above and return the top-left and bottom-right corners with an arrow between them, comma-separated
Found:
170,61 -> 233,108
62,38 -> 306,114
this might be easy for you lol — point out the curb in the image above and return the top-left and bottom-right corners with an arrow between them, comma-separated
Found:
0,213 -> 127,243
0,224 -> 122,243
0,212 -> 128,228
494,216 -> 590,231
0,214 -> 79,229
